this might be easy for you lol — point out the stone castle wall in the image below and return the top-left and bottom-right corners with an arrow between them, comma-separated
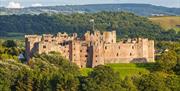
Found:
25,30 -> 155,68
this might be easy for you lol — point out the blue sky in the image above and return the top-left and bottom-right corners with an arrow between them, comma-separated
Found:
0,0 -> 180,8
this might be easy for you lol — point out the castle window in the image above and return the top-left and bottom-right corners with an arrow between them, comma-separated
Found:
96,60 -> 97,62
119,46 -> 120,49
86,49 -> 89,52
74,54 -> 76,56
85,55 -> 88,57
96,55 -> 98,57
112,40 -> 113,43
130,53 -> 132,56
117,53 -> 119,56
80,50 -> 82,52
74,48 -> 75,50
43,45 -> 46,48
105,46 -> 107,50
45,40 -> 48,42
58,43 -> 62,45
132,46 -> 134,49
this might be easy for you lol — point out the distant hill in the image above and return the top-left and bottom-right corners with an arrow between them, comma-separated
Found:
149,16 -> 180,31
0,4 -> 180,16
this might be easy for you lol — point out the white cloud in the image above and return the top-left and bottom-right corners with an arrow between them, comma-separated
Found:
7,2 -> 22,8
32,3 -> 43,7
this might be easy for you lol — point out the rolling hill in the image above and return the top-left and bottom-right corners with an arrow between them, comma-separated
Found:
0,4 -> 180,16
149,16 -> 180,31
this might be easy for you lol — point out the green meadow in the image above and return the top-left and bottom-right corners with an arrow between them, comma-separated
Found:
149,16 -> 180,32
80,63 -> 155,79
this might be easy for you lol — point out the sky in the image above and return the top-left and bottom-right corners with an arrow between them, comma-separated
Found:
0,0 -> 180,8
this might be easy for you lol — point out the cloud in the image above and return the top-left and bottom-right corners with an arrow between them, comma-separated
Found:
32,3 -> 43,7
7,2 -> 22,8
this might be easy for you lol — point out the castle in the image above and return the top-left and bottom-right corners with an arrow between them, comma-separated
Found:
25,30 -> 154,68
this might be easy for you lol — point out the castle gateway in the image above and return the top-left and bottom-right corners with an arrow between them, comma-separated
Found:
25,30 -> 154,68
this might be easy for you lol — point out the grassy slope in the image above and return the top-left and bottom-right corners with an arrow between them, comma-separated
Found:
149,16 -> 180,32
80,63 -> 155,79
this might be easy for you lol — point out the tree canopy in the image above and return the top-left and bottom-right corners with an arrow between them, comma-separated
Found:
0,12 -> 179,41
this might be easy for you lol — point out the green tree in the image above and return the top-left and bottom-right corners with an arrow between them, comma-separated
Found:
136,72 -> 170,91
122,76 -> 138,91
157,50 -> 177,71
80,65 -> 124,91
2,40 -> 17,48
165,75 -> 180,91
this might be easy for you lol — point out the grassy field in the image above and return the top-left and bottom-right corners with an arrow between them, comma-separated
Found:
149,16 -> 180,32
80,63 -> 155,79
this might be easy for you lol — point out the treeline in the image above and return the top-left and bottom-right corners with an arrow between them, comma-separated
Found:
0,40 -> 24,60
0,41 -> 180,91
0,12 -> 179,41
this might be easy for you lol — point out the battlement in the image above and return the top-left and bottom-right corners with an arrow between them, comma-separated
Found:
25,30 -> 155,68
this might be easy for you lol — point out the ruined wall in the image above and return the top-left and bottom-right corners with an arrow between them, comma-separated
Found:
25,35 -> 42,61
70,40 -> 81,67
148,40 -> 155,62
25,30 -> 155,68
103,31 -> 116,43
79,42 -> 89,68
103,38 -> 154,64
104,43 -> 136,63
91,43 -> 105,67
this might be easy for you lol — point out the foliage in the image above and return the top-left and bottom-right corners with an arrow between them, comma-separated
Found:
0,53 -> 180,91
156,41 -> 180,74
0,40 -> 180,91
79,65 -> 124,91
0,40 -> 23,61
135,72 -> 170,91
156,50 -> 177,71
2,40 -> 17,48
0,12 -> 179,41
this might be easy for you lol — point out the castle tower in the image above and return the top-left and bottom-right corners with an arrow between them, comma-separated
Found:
148,40 -> 155,62
91,43 -> 105,67
112,30 -> 116,43
103,30 -> 116,43
25,35 -> 42,61
69,40 -> 81,67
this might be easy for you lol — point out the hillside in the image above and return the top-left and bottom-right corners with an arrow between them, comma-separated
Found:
81,63 -> 155,79
149,16 -> 180,31
0,4 -> 180,16
0,12 -> 179,41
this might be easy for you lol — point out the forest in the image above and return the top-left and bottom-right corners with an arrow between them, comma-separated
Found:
0,39 -> 180,91
0,12 -> 180,41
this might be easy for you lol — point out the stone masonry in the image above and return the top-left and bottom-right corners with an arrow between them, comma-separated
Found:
25,30 -> 154,68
